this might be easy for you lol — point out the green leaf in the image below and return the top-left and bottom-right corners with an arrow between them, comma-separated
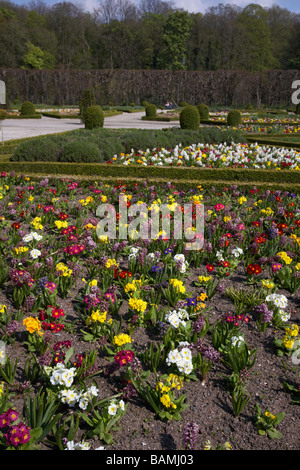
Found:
267,428 -> 282,439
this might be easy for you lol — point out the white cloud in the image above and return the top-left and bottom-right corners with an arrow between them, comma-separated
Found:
174,0 -> 278,13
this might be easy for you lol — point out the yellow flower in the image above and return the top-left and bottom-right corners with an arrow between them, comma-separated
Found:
125,283 -> 137,293
54,220 -> 68,229
0,304 -> 7,314
128,297 -> 147,313
23,316 -> 43,336
238,196 -> 247,205
113,333 -> 132,347
56,262 -> 72,277
282,336 -> 294,349
105,258 -> 119,269
261,279 -> 274,289
98,235 -> 108,243
87,310 -> 107,324
169,279 -> 186,294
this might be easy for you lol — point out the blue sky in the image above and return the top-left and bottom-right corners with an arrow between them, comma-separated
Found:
9,0 -> 300,14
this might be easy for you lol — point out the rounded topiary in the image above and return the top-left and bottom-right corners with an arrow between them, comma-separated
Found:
20,101 -> 36,116
59,140 -> 101,163
179,101 -> 189,108
180,105 -> 200,130
0,109 -> 7,120
82,105 -> 104,129
296,103 -> 300,115
145,104 -> 157,118
227,109 -> 242,126
197,103 -> 209,120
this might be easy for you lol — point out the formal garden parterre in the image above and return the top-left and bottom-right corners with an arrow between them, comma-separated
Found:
0,104 -> 299,451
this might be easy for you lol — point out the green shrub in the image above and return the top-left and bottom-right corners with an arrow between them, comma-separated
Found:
59,140 -> 102,163
0,109 -> 7,120
296,103 -> 300,115
20,101 -> 36,116
180,105 -> 200,130
227,109 -> 242,126
145,104 -> 157,118
80,89 -> 96,115
11,136 -> 63,162
82,105 -> 104,129
179,101 -> 189,107
197,103 -> 209,120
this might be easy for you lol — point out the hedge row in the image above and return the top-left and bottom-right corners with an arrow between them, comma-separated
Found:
1,160 -> 299,184
1,168 -> 299,194
6,114 -> 42,119
246,136 -> 300,149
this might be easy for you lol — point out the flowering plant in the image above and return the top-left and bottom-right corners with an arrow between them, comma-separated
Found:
253,403 -> 285,439
79,397 -> 126,444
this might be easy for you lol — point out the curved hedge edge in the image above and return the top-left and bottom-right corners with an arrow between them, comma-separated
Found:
41,112 -> 81,119
141,116 -> 179,122
246,136 -> 300,149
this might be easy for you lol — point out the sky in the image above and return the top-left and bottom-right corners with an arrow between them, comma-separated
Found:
8,0 -> 300,14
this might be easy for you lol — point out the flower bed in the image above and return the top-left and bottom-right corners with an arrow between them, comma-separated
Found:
113,142 -> 300,169
0,173 -> 299,451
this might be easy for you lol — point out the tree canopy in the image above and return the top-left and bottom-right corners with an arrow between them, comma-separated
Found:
0,0 -> 298,71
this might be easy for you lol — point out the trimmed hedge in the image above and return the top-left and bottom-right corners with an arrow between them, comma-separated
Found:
180,105 -> 200,130
20,101 -> 35,116
246,136 -> 300,149
7,114 -> 42,119
2,160 -> 300,185
82,105 -> 104,129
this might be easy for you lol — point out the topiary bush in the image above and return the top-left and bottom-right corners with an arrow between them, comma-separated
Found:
145,104 -> 157,118
227,109 -> 242,126
59,140 -> 102,163
82,105 -> 104,129
20,101 -> 36,116
180,105 -> 200,130
197,103 -> 209,120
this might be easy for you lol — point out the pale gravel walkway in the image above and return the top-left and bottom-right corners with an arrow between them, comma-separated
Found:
0,111 -> 180,143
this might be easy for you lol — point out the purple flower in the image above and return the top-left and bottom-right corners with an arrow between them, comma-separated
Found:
182,422 -> 199,450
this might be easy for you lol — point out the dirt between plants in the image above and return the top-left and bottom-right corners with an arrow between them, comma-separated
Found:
2,260 -> 299,451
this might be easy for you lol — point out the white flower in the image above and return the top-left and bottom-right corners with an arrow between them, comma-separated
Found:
22,233 -> 33,242
108,402 -> 118,416
65,440 -> 91,450
231,335 -> 244,348
30,249 -> 41,259
119,399 -> 125,411
59,389 -> 79,407
231,247 -> 243,257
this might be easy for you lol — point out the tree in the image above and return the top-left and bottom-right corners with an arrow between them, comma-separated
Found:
157,10 -> 193,70
236,3 -> 279,72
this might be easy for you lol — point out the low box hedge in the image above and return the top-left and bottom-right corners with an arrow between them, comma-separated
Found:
246,136 -> 300,149
7,114 -> 42,119
0,160 -> 299,185
3,172 -> 300,194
